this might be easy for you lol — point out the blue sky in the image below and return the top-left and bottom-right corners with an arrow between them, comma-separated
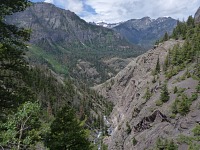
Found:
30,0 -> 200,23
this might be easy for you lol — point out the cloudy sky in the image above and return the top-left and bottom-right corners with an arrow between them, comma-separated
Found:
31,0 -> 200,23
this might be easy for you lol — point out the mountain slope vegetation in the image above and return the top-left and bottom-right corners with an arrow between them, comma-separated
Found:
0,1 -> 113,149
5,2 -> 144,85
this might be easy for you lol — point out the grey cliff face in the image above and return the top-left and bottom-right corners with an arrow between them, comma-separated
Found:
194,7 -> 200,24
113,17 -> 177,49
94,39 -> 200,150
5,2 -> 116,44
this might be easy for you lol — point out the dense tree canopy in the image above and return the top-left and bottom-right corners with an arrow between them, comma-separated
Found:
0,0 -> 32,115
45,105 -> 91,150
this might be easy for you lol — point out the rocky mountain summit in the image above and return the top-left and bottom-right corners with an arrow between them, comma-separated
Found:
94,39 -> 200,149
113,17 -> 177,49
5,2 -> 144,85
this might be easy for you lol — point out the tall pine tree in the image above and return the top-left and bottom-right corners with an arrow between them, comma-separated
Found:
45,105 -> 91,150
0,0 -> 32,115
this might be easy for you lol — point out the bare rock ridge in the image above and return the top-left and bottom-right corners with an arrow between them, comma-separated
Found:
94,39 -> 200,150
195,7 -> 200,23
134,110 -> 169,133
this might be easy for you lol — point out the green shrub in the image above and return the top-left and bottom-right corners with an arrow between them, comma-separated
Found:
156,100 -> 163,106
178,94 -> 190,116
170,113 -> 176,119
167,140 -> 178,150
192,124 -> 200,136
190,93 -> 198,101
174,86 -> 178,94
171,98 -> 179,114
171,94 -> 191,116
143,87 -> 152,101
160,84 -> 170,103
126,122 -> 131,134
196,82 -> 200,93
155,138 -> 178,150
132,137 -> 137,146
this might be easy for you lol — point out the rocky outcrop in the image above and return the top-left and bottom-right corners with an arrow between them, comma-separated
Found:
195,7 -> 200,24
103,57 -> 133,73
94,39 -> 200,149
134,110 -> 169,133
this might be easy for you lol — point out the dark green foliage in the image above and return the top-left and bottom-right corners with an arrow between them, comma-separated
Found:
143,87 -> 152,101
193,64 -> 200,79
171,20 -> 187,39
152,57 -> 161,76
187,16 -> 195,27
160,84 -> 169,103
196,81 -> 200,93
174,86 -> 178,94
45,105 -> 91,150
171,94 -> 192,116
167,140 -> 178,150
155,57 -> 161,73
132,137 -> 137,146
171,98 -> 179,114
126,122 -> 131,134
155,138 -> 178,150
0,0 -> 34,117
163,54 -> 169,72
178,94 -> 190,115
102,143 -> 108,150
24,67 -> 75,115
156,100 -> 163,106
192,124 -> 200,136
163,32 -> 169,41
165,16 -> 200,79
0,0 -> 30,19
190,93 -> 198,101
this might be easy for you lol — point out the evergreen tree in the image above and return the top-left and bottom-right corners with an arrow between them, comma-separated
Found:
155,57 -> 160,74
45,105 -> 91,150
178,94 -> 190,116
163,32 -> 169,41
160,83 -> 169,103
144,87 -> 151,101
186,16 -> 194,27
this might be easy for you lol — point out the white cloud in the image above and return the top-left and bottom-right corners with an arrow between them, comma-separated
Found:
44,0 -> 54,3
44,0 -> 84,14
44,0 -> 200,23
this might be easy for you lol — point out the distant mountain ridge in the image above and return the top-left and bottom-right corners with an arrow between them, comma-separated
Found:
113,16 -> 177,49
5,2 -> 144,85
